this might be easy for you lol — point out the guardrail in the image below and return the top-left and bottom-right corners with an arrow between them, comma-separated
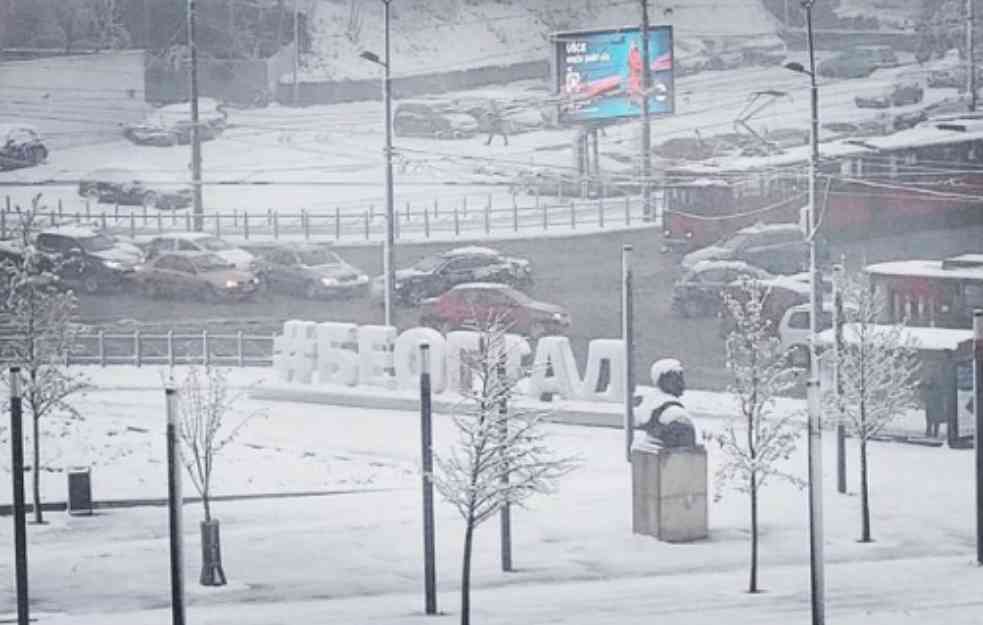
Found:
0,330 -> 276,368
0,192 -> 659,243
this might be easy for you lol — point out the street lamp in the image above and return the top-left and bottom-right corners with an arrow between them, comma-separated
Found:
360,0 -> 396,329
785,1 -> 825,624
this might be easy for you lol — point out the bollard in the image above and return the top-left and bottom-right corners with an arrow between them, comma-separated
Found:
215,213 -> 221,238
625,195 -> 631,226
101,212 -> 108,231
203,331 -> 210,367
484,200 -> 491,234
58,198 -> 63,220
130,211 -> 136,239
570,200 -> 576,229
512,195 -> 519,232
454,205 -> 460,236
542,203 -> 548,231
303,210 -> 310,241
433,199 -> 438,219
167,330 -> 175,368
185,211 -> 192,231
237,331 -> 245,367
405,201 -> 411,222
462,196 -> 468,219
598,197 -> 605,229
142,202 -> 148,225
364,210 -> 370,240
243,212 -> 250,240
85,199 -> 90,221
273,211 -> 279,239
232,209 -> 238,230
424,208 -> 430,238
98,330 -> 106,366
369,203 -> 375,222
49,210 -> 56,226
114,203 -> 120,223
335,207 -> 341,240
134,330 -> 142,367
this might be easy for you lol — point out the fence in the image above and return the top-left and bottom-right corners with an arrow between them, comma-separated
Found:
0,191 -> 658,243
0,331 -> 276,368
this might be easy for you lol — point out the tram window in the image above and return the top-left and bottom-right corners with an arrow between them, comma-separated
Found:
966,284 -> 983,309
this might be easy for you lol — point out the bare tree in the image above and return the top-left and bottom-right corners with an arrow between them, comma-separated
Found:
708,279 -> 804,593
827,272 -> 921,543
432,320 -> 578,625
177,365 -> 262,585
0,197 -> 89,524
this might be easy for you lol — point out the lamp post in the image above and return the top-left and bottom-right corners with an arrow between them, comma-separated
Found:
784,1 -> 824,623
360,0 -> 396,328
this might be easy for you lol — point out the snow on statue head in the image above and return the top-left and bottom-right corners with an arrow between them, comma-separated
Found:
635,358 -> 696,450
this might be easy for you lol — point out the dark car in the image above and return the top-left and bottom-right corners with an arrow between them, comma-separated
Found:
818,46 -> 898,79
681,222 -> 808,275
253,244 -> 369,299
134,252 -> 259,302
0,124 -> 48,170
35,226 -> 142,294
671,260 -> 773,318
123,99 -> 227,147
78,167 -> 192,210
419,283 -> 571,339
371,246 -> 533,305
393,101 -> 480,139
854,81 -> 924,109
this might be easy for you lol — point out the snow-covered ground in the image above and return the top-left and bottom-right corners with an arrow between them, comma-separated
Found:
1,365 -> 979,623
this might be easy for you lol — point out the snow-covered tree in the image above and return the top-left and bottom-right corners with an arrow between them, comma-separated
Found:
177,365 -> 263,586
432,319 -> 578,625
827,272 -> 921,543
708,279 -> 804,593
0,196 -> 88,524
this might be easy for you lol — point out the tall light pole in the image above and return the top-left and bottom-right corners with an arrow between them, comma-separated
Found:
640,0 -> 653,221
188,0 -> 204,232
785,1 -> 824,622
360,0 -> 396,328
292,0 -> 300,106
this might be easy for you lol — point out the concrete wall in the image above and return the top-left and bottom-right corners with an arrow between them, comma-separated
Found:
0,50 -> 149,148
278,59 -> 549,106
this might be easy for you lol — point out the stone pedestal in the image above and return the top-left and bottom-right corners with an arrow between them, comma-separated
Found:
631,443 -> 708,542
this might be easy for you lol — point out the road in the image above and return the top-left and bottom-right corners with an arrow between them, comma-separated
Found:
75,221 -> 983,392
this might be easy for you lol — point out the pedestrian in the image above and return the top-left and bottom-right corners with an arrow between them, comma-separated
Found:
485,100 -> 508,147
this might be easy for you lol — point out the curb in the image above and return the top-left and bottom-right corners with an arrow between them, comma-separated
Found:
0,486 -> 404,517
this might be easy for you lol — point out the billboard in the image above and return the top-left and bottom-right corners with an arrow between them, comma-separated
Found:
553,26 -> 674,125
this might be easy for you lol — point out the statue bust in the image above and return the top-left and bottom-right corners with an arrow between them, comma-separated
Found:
634,359 -> 697,450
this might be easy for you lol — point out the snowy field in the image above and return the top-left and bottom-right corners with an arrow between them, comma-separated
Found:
2,365 -> 981,623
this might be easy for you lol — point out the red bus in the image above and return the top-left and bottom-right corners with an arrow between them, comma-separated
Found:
866,254 -> 983,330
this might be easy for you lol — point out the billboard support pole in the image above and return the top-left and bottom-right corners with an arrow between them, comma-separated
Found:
622,244 -> 635,462
640,0 -> 652,222
974,309 -> 982,565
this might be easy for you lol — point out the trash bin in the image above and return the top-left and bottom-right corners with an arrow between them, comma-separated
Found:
67,467 -> 93,516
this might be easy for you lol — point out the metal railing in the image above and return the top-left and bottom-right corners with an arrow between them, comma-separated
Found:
0,191 -> 660,242
0,330 -> 276,368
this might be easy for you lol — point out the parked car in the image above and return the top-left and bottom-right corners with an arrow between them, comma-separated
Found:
371,246 -> 533,305
77,167 -> 192,210
671,260 -> 773,318
35,226 -> 142,294
145,232 -> 256,270
123,98 -> 228,146
718,273 -> 815,339
680,222 -> 808,275
419,282 -> 571,338
393,101 -> 480,139
0,124 -> 48,170
818,46 -> 898,79
252,244 -> 369,299
134,252 -> 259,302
778,302 -> 860,366
854,81 -> 924,109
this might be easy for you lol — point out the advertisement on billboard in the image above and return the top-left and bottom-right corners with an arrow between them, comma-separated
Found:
554,26 -> 674,125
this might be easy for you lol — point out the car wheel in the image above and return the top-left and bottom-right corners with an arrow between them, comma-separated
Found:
82,276 -> 100,294
304,281 -> 321,299
142,191 -> 159,210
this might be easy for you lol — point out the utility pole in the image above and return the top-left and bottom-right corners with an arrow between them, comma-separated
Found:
419,344 -> 437,614
497,354 -> 513,572
969,0 -> 977,111
292,0 -> 300,106
640,0 -> 652,221
9,368 -> 29,625
188,0 -> 204,232
973,310 -> 982,565
165,388 -> 186,625
622,244 -> 635,461
383,0 -> 396,328
833,262 -> 847,495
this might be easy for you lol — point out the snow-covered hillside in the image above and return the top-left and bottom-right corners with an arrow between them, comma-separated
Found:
300,0 -> 783,81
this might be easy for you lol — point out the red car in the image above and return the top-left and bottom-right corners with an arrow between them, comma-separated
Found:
419,283 -> 571,339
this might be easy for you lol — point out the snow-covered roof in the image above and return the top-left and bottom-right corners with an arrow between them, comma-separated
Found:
817,324 -> 973,352
38,225 -> 99,238
451,282 -> 512,291
444,246 -> 501,257
866,259 -> 983,282
689,259 -> 771,275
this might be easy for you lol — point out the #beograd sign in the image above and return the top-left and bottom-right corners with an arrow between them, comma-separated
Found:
272,320 -> 635,402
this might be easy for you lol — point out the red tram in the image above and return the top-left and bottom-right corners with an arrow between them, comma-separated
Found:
661,118 -> 983,251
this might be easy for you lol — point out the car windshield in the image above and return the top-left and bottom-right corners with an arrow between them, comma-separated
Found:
299,248 -> 341,266
79,234 -> 116,252
720,234 -> 750,251
412,255 -> 443,272
193,256 -> 233,272
197,237 -> 232,251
